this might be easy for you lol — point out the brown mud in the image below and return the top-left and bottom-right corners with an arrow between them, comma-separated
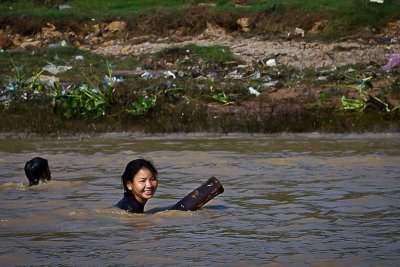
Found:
1,6 -> 400,134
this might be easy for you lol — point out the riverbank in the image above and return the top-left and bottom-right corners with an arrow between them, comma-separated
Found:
1,2 -> 400,134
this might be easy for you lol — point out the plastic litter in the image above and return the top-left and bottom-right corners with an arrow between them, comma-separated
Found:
164,71 -> 176,79
369,0 -> 384,3
382,54 -> 400,71
58,5 -> 71,10
43,62 -> 72,75
319,66 -> 337,74
39,75 -> 59,87
248,87 -> 260,97
104,75 -> 124,87
377,37 -> 396,44
141,71 -> 153,80
250,71 -> 261,80
48,40 -> 67,49
6,81 -> 18,91
226,70 -> 243,79
263,81 -> 279,87
295,28 -> 305,37
266,59 -> 276,67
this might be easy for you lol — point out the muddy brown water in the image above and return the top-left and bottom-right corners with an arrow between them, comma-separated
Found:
0,133 -> 399,266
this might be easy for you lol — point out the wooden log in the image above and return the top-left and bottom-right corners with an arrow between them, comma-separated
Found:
170,176 -> 224,211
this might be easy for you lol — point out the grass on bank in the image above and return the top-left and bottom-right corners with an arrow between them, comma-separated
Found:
1,42 -> 399,133
1,0 -> 400,39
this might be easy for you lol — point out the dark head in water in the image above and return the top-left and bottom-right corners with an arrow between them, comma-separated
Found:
24,157 -> 51,186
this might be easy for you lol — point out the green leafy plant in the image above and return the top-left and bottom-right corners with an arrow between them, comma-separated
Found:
340,76 -> 399,113
125,95 -> 157,116
57,85 -> 106,119
103,61 -> 116,104
53,63 -> 119,119
210,91 -> 235,105
316,92 -> 331,108
339,76 -> 371,112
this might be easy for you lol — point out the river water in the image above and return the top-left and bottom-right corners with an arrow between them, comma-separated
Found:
0,133 -> 399,267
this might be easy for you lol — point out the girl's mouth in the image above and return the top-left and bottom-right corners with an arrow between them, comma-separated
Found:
144,189 -> 154,195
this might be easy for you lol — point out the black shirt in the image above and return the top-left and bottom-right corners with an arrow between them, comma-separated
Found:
115,192 -> 144,213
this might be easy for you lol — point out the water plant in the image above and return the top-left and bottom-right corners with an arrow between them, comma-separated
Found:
340,76 -> 399,113
210,91 -> 235,105
125,95 -> 157,116
53,62 -> 121,119
56,85 -> 106,119
316,92 -> 331,108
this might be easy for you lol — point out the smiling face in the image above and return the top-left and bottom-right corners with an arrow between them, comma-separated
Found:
126,167 -> 158,205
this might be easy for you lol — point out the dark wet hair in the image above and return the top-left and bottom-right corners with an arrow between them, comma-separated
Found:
121,159 -> 158,194
24,157 -> 51,186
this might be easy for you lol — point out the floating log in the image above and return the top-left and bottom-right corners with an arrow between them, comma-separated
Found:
170,176 -> 224,211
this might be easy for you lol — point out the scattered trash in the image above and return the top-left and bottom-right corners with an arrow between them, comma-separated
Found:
376,37 -> 396,44
6,81 -> 18,91
369,0 -> 384,3
43,62 -> 72,75
75,55 -> 84,60
58,5 -> 71,10
48,40 -> 68,49
319,66 -> 337,73
248,87 -> 260,97
26,74 -> 59,88
141,71 -> 153,80
317,76 -> 328,81
226,70 -> 243,79
39,75 -> 59,87
164,70 -> 176,79
104,75 -> 124,87
295,28 -> 305,38
266,59 -> 277,67
263,81 -> 279,87
250,71 -> 261,80
382,54 -> 400,71
0,95 -> 10,102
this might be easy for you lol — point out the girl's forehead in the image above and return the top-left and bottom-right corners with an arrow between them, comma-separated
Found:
135,168 -> 154,178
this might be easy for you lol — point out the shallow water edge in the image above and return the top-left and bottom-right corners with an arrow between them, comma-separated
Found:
1,133 -> 399,266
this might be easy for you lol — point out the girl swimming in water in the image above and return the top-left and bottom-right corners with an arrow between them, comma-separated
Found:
115,158 -> 158,213
115,158 -> 224,213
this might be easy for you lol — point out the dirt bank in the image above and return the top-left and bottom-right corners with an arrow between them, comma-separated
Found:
1,7 -> 400,134
1,7 -> 400,68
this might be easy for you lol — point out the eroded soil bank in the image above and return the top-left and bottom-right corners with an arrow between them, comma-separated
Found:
1,6 -> 400,134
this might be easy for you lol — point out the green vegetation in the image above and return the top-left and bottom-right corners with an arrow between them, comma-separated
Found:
125,95 -> 157,116
210,92 -> 235,105
0,44 -> 243,120
1,0 -> 399,39
340,76 -> 400,113
0,0 -> 187,19
184,44 -> 238,65
1,0 -> 400,133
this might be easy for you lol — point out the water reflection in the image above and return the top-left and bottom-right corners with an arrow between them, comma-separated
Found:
0,133 -> 399,266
